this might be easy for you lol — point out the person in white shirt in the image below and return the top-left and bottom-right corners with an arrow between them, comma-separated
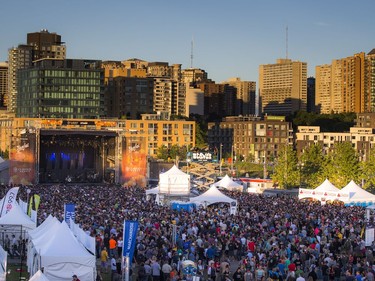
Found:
110,256 -> 117,281
162,261 -> 172,281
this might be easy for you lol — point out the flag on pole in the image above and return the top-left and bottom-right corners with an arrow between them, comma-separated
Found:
122,220 -> 139,266
28,194 -> 41,216
0,187 -> 19,217
64,203 -> 76,227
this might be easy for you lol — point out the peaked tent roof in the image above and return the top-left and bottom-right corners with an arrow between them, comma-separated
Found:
161,165 -> 188,176
342,180 -> 375,203
341,180 -> 363,196
314,179 -> 340,193
212,175 -> 242,191
29,270 -> 51,281
40,220 -> 95,267
0,202 -> 36,231
189,185 -> 236,206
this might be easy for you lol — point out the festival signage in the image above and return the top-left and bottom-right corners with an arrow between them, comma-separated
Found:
122,220 -> 139,266
0,187 -> 19,217
298,188 -> 349,201
10,132 -> 36,185
188,151 -> 217,163
121,136 -> 147,187
64,203 -> 76,226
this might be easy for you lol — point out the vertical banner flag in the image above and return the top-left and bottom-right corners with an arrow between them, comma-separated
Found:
122,220 -> 139,265
28,194 -> 41,216
64,203 -> 76,227
0,187 -> 20,217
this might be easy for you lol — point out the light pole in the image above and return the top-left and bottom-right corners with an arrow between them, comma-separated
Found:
26,188 -> 31,215
219,143 -> 223,176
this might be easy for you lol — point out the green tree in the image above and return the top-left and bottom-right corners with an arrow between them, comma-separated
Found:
156,144 -> 189,161
300,143 -> 326,188
272,145 -> 299,189
156,145 -> 169,160
323,142 -> 360,188
195,120 -> 207,149
360,147 -> 375,189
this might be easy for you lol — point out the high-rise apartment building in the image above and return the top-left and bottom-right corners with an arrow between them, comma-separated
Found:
0,62 -> 8,108
307,77 -> 315,113
197,82 -> 236,120
208,115 -> 293,163
153,78 -> 186,116
315,52 -> 373,114
223,77 -> 256,116
7,30 -> 65,113
259,59 -> 307,115
16,59 -> 104,119
7,45 -> 33,113
108,76 -> 154,119
27,29 -> 66,61
367,49 -> 375,112
181,68 -> 209,117
315,65 -> 332,114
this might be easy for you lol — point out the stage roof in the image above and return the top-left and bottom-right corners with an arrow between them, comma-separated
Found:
40,129 -> 117,136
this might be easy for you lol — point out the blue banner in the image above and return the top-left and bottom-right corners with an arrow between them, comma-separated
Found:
64,203 -> 75,226
122,220 -> 139,265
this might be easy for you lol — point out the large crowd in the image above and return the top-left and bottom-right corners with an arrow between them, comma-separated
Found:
2,183 -> 375,281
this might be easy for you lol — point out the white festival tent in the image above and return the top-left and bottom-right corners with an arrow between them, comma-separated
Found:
341,180 -> 375,205
0,245 -> 7,281
159,165 -> 191,196
0,202 -> 36,233
29,220 -> 96,281
212,175 -> 243,191
298,179 -> 347,203
27,216 -> 61,273
70,221 -> 96,255
189,185 -> 238,215
29,270 -> 51,281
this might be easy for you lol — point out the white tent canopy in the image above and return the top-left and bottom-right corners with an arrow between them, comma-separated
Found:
29,270 -> 51,281
0,202 -> 36,232
145,186 -> 159,195
314,179 -> 340,193
189,185 -> 237,207
341,180 -> 375,205
0,245 -> 7,281
159,165 -> 190,196
29,220 -> 96,281
212,175 -> 243,191
298,179 -> 346,202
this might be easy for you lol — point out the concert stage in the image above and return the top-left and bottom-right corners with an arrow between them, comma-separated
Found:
38,130 -> 116,184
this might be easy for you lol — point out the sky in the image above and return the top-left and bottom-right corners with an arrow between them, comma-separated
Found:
0,0 -> 374,83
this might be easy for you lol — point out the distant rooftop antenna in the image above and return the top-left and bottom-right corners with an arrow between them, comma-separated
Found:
190,37 -> 194,68
286,25 -> 288,59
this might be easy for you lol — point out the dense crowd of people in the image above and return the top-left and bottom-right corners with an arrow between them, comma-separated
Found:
2,183 -> 375,281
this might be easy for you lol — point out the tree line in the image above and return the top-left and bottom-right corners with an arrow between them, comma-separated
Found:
271,142 -> 375,190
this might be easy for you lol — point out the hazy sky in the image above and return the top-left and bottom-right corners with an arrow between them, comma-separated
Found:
1,0 -> 374,83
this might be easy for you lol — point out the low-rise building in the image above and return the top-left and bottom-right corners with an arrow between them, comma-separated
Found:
296,126 -> 375,161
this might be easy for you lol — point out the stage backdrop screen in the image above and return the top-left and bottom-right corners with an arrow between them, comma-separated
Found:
121,136 -> 147,187
10,132 -> 36,185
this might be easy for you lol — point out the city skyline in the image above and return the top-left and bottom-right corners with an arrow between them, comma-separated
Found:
1,0 -> 374,83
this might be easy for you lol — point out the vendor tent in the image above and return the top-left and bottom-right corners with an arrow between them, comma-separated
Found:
314,179 -> 340,193
29,270 -> 51,281
189,185 -> 237,214
212,175 -> 243,191
342,180 -> 375,206
37,221 -> 96,281
299,179 -> 343,202
0,245 -> 7,281
159,165 -> 190,196
0,202 -> 36,232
